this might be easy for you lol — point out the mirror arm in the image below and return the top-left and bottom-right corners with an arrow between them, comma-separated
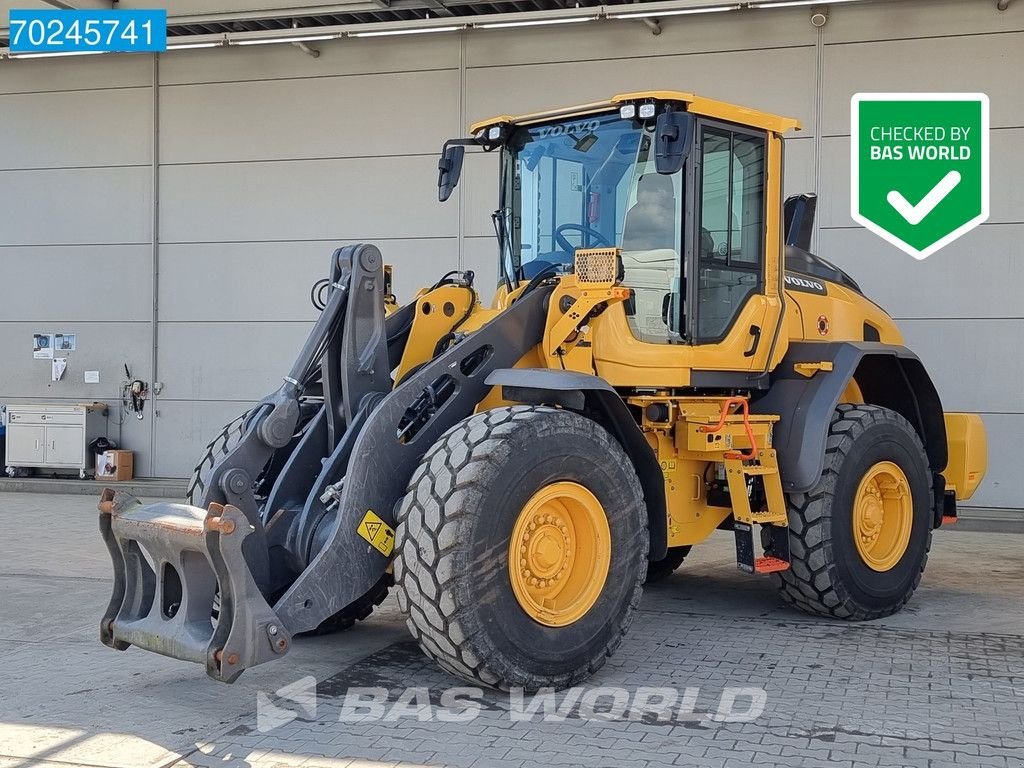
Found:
437,137 -> 480,203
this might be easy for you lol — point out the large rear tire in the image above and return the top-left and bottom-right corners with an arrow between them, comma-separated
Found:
644,546 -> 692,584
773,404 -> 933,620
394,406 -> 648,691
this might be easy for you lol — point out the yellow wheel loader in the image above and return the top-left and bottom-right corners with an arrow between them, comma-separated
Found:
98,91 -> 988,690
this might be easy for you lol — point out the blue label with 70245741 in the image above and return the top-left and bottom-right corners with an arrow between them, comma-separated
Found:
8,9 -> 167,53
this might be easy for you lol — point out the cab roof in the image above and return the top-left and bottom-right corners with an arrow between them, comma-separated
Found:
469,90 -> 802,136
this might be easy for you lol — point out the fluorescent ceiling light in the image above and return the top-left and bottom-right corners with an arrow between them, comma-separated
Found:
609,4 -> 739,19
478,16 -> 595,29
750,0 -> 857,6
235,33 -> 337,45
166,41 -> 222,50
10,49 -> 105,58
349,25 -> 462,37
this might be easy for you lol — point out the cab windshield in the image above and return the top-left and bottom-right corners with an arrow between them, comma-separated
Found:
496,111 -> 684,342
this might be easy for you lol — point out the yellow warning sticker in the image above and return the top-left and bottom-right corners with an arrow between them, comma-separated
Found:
357,509 -> 395,557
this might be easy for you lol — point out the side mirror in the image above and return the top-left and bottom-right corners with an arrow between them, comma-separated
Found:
437,143 -> 465,202
654,111 -> 695,175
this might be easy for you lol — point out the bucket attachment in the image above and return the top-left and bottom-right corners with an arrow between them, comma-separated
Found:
99,489 -> 291,682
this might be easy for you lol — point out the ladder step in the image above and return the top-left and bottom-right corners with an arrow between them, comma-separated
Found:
754,556 -> 790,574
750,510 -> 789,525
739,466 -> 778,476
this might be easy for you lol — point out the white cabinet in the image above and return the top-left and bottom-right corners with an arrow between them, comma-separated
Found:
45,425 -> 86,466
6,424 -> 45,465
4,403 -> 108,479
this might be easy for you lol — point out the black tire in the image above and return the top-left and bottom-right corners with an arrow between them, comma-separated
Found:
644,545 -> 692,584
394,406 -> 649,691
186,409 -> 254,507
186,400 -> 319,509
194,405 -> 390,635
773,404 -> 933,620
306,573 -> 393,635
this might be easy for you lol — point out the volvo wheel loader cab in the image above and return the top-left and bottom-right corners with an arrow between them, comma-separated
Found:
97,91 -> 987,690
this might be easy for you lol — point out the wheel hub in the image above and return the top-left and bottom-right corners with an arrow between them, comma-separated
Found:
509,482 -> 610,627
526,520 -> 568,579
853,461 -> 913,572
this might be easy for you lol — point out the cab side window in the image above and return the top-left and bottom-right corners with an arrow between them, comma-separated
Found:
696,126 -> 766,341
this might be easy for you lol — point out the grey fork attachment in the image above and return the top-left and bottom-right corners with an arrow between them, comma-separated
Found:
99,243 -> 552,682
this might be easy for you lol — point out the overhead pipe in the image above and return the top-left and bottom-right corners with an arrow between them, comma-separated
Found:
292,41 -> 321,57
290,21 -> 321,58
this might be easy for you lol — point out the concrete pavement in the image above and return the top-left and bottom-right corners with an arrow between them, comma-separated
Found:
1,491 -> 1022,768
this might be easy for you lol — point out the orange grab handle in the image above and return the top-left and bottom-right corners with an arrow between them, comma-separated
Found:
698,397 -> 758,461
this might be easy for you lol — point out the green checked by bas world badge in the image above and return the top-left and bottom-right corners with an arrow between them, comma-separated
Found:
851,93 -> 989,260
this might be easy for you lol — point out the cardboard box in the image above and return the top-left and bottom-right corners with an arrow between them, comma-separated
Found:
96,450 -> 133,481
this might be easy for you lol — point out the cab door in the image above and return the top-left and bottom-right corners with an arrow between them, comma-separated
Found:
685,119 -> 785,378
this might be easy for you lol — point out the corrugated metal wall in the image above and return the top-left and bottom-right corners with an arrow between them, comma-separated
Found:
0,0 -> 1020,508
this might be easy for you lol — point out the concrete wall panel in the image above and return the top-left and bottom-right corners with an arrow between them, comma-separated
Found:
0,321 -> 152,402
157,321 -> 311,402
824,0 -> 1023,46
821,32 -> 1024,135
158,238 -> 459,322
160,69 -> 459,164
462,151 -> 501,240
0,245 -> 152,323
818,225 -> 1024,320
899,319 -> 1023,416
0,53 -> 152,94
0,166 -> 152,246
158,35 -> 458,86
159,155 -> 455,243
0,88 -> 152,170
151,399 -> 250,478
463,236 -> 501,308
464,8 -> 814,67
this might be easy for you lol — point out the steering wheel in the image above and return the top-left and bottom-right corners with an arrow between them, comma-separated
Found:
554,223 -> 612,253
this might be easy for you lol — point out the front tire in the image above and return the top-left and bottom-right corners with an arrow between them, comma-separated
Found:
773,404 -> 933,620
193,405 -> 391,634
307,573 -> 393,635
394,406 -> 648,691
186,409 -> 255,507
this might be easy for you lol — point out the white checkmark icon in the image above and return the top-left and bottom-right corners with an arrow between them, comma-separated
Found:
886,170 -> 962,225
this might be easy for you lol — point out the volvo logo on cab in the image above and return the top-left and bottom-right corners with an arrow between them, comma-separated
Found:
784,274 -> 827,295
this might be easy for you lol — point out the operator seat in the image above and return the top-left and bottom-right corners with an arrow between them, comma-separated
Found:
620,174 -> 679,342
622,174 -> 676,251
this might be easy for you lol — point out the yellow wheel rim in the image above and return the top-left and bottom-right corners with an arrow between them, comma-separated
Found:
853,461 -> 913,572
508,481 -> 611,627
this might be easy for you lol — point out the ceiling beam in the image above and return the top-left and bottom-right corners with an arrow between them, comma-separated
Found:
168,0 -> 495,26
422,0 -> 456,17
